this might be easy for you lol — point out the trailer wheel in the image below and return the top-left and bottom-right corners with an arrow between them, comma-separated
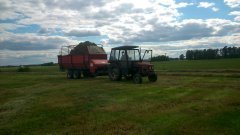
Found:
67,70 -> 73,79
133,73 -> 142,84
73,70 -> 81,79
109,66 -> 121,81
148,72 -> 157,82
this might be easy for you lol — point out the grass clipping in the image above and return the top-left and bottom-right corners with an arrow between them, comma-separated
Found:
70,41 -> 100,55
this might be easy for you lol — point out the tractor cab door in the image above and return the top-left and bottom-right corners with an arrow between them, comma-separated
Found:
119,50 -> 129,74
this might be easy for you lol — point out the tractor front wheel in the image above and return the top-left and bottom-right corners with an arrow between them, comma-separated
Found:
148,72 -> 157,82
83,70 -> 89,78
109,67 -> 121,81
133,73 -> 142,84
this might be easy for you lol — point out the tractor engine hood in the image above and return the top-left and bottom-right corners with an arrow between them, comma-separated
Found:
136,61 -> 153,66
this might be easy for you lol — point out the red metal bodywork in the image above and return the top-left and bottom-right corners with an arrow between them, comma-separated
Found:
58,54 -> 108,74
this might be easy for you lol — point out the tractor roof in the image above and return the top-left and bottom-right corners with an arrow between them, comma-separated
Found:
112,45 -> 139,50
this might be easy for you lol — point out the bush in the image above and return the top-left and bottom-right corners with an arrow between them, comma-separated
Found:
17,66 -> 31,72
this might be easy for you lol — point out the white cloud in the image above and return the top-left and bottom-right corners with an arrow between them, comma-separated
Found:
105,18 -> 240,44
65,29 -> 101,37
212,7 -> 219,12
174,2 -> 194,8
139,35 -> 240,57
229,11 -> 240,16
224,0 -> 240,8
0,49 -> 59,66
198,2 -> 215,8
229,11 -> 240,22
0,33 -> 78,50
0,23 -> 24,32
234,16 -> 240,21
197,2 -> 219,12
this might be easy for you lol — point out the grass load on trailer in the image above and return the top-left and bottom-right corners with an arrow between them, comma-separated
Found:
58,41 -> 108,79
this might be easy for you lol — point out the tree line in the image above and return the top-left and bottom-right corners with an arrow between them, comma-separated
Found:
185,46 -> 240,60
152,46 -> 240,61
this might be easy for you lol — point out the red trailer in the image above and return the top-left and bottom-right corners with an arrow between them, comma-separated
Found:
58,44 -> 109,79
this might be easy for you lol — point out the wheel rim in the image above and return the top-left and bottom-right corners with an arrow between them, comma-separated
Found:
110,68 -> 119,80
134,74 -> 141,83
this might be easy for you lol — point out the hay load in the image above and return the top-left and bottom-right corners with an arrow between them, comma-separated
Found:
70,41 -> 105,55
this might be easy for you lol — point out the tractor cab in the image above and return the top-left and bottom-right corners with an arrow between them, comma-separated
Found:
108,46 -> 157,83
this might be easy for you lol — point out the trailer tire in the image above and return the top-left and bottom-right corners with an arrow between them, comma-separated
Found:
73,70 -> 81,79
67,70 -> 73,79
133,73 -> 142,84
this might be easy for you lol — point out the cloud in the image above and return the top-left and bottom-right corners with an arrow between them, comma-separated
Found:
106,19 -> 240,44
0,49 -> 59,66
173,2 -> 194,8
234,16 -> 240,21
0,33 -> 78,50
197,2 -> 219,12
198,2 -> 215,8
212,7 -> 219,12
229,11 -> 240,16
224,0 -> 240,8
229,11 -> 240,22
38,28 -> 56,34
139,35 -> 240,57
0,23 -> 24,32
65,29 -> 101,37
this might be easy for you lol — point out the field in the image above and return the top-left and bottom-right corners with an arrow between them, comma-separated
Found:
0,58 -> 240,134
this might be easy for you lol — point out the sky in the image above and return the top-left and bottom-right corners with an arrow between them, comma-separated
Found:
0,0 -> 240,66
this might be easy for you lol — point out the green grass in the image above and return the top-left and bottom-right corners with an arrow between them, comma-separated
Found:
0,66 -> 59,73
0,59 -> 240,134
154,58 -> 240,70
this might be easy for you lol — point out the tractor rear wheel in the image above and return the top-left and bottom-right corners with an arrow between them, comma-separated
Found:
133,73 -> 142,84
148,72 -> 157,82
109,66 -> 121,81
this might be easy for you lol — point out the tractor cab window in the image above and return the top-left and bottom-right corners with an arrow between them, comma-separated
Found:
110,50 -> 120,61
120,50 -> 127,61
142,50 -> 152,61
127,50 -> 140,61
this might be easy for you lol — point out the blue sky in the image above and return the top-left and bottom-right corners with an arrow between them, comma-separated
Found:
0,0 -> 239,65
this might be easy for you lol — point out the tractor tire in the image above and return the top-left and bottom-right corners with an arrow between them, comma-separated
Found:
67,70 -> 73,79
148,72 -> 157,82
109,66 -> 122,81
82,70 -> 89,78
124,75 -> 133,80
73,70 -> 81,79
133,73 -> 142,84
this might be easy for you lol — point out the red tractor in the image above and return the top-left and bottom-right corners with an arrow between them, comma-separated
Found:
58,43 -> 108,79
108,46 -> 157,83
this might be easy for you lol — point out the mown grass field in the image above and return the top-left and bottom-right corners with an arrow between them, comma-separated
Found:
0,58 -> 240,134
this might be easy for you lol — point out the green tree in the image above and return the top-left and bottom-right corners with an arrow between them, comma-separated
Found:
179,54 -> 184,60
